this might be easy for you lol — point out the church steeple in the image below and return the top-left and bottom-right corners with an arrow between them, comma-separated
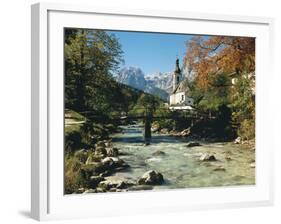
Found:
173,57 -> 181,91
175,58 -> 181,74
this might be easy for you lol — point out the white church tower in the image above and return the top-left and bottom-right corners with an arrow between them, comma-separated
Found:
172,58 -> 181,91
169,58 -> 194,109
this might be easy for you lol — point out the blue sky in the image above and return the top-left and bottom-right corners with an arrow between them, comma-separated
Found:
108,31 -> 197,75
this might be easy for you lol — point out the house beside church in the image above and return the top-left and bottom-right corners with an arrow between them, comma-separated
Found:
169,58 -> 194,110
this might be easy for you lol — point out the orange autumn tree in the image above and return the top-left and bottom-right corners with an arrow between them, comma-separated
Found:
184,36 -> 255,89
184,35 -> 255,140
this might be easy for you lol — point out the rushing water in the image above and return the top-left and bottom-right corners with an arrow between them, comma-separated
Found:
111,124 -> 255,190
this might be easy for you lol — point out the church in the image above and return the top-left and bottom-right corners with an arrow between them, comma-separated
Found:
169,58 -> 194,109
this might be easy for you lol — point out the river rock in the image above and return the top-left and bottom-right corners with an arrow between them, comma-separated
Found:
99,171 -> 109,177
96,187 -> 106,193
137,170 -> 164,185
96,141 -> 106,148
101,157 -> 129,170
199,153 -> 217,161
94,146 -> 107,158
160,128 -> 169,134
104,139 -> 113,147
83,189 -> 96,194
101,157 -> 115,169
180,128 -> 191,137
107,156 -> 123,164
89,176 -> 104,188
169,130 -> 179,136
85,154 -> 102,165
213,166 -> 226,171
234,137 -> 241,144
250,163 -> 255,168
151,124 -> 160,133
76,188 -> 85,194
109,188 -> 118,192
106,147 -> 119,157
186,142 -> 201,147
98,176 -> 135,190
152,150 -> 166,156
225,155 -> 232,161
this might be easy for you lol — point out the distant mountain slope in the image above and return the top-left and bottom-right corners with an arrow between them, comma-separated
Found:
115,67 -> 170,101
116,67 -> 147,90
145,72 -> 173,94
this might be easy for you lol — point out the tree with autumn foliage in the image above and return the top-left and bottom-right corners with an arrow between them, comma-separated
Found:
184,35 -> 255,140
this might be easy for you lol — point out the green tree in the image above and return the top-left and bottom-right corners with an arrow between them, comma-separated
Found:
64,29 -> 124,113
129,93 -> 160,117
154,105 -> 175,131
231,74 -> 255,140
195,73 -> 231,113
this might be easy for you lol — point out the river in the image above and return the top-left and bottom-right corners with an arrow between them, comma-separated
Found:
110,123 -> 255,190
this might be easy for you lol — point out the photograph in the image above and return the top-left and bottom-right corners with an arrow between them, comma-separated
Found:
64,28 -> 256,194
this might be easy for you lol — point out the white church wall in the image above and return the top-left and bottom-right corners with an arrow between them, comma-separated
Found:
169,94 -> 175,105
169,91 -> 194,106
175,91 -> 185,104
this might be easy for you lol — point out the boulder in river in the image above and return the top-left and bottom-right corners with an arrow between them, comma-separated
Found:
89,176 -> 104,188
199,153 -> 217,161
83,189 -> 96,194
76,188 -> 85,194
152,150 -> 166,156
234,137 -> 241,144
160,128 -> 169,134
186,142 -> 201,147
151,124 -> 160,133
137,170 -> 164,185
180,128 -> 191,137
106,147 -> 119,157
85,154 -> 102,165
101,157 -> 114,167
94,146 -> 107,158
96,141 -> 106,148
101,157 -> 129,170
104,139 -> 113,147
98,176 -> 135,191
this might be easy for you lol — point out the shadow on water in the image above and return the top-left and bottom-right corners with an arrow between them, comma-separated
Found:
112,135 -> 144,143
112,134 -> 191,144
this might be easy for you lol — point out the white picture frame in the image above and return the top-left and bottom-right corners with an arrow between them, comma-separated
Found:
31,2 -> 274,221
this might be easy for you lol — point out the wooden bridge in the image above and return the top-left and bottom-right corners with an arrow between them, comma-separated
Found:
80,107 -> 213,145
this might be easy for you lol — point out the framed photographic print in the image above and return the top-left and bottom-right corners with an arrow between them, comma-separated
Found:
31,2 -> 274,221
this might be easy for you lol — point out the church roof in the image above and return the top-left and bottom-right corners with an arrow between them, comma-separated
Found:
172,80 -> 187,94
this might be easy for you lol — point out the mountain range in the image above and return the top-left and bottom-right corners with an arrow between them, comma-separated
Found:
115,67 -> 173,101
